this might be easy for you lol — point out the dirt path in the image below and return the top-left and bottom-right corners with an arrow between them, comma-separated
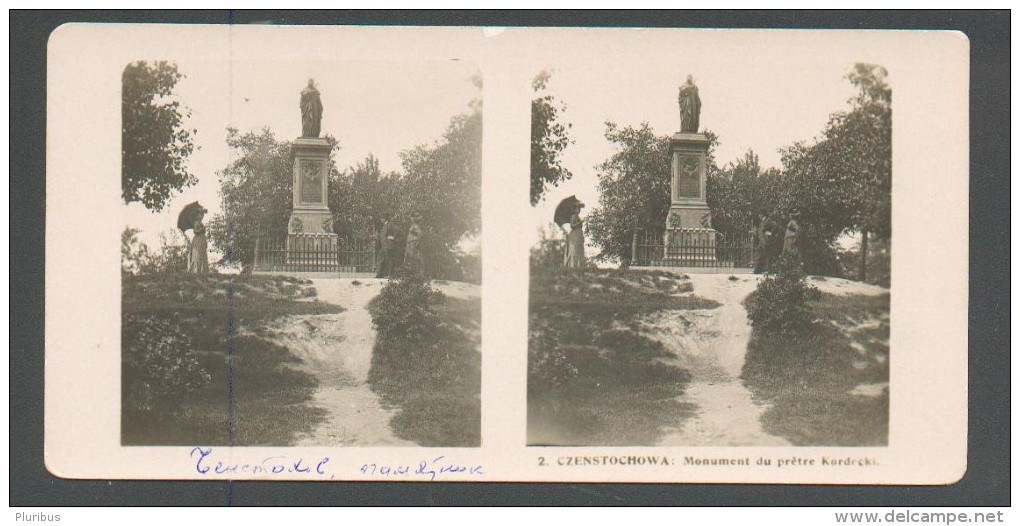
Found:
647,274 -> 791,446
262,278 -> 415,447
261,278 -> 481,446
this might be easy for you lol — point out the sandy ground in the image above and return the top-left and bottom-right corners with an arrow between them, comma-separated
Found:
261,278 -> 480,446
644,274 -> 791,446
431,279 -> 481,300
645,273 -> 889,446
808,275 -> 889,297
254,278 -> 413,446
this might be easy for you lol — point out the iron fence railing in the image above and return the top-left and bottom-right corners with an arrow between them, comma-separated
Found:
631,228 -> 753,269
254,234 -> 376,274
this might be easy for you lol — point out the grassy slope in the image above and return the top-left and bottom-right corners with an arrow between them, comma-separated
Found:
742,291 -> 891,446
527,267 -> 719,446
121,274 -> 343,446
367,286 -> 481,447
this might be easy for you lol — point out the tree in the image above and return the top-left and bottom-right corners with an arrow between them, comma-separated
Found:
399,107 -> 482,279
530,70 -> 574,206
836,63 -> 891,281
121,227 -> 190,275
780,63 -> 891,279
208,127 -> 341,271
586,122 -> 671,264
587,123 -> 720,264
707,149 -> 784,239
121,227 -> 154,275
328,154 -> 404,239
122,61 -> 197,211
209,104 -> 480,278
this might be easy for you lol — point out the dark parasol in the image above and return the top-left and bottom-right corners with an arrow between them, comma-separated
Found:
177,201 -> 207,234
553,195 -> 581,226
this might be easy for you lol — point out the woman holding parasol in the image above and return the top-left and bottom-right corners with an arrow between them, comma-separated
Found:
177,201 -> 209,274
554,196 -> 586,270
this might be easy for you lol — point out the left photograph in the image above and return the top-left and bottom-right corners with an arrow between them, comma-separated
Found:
120,60 -> 482,447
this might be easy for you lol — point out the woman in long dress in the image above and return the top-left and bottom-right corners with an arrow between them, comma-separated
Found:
403,218 -> 424,273
782,209 -> 802,266
187,208 -> 209,274
563,203 -> 586,269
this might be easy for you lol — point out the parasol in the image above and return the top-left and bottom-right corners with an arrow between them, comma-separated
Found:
177,201 -> 208,233
553,195 -> 581,226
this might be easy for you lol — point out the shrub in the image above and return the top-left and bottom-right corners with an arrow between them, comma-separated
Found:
122,227 -> 155,275
837,237 -> 891,287
122,315 -> 212,413
370,267 -> 445,339
120,228 -> 191,275
530,229 -> 566,269
746,254 -> 818,335
152,231 -> 191,273
453,248 -> 482,285
798,231 -> 845,278
527,323 -> 579,390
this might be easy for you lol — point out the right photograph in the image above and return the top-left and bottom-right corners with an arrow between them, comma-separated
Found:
527,63 -> 891,447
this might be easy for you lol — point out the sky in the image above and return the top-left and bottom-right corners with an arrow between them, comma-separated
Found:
122,32 -> 885,258
123,59 -> 481,248
527,50 -> 869,249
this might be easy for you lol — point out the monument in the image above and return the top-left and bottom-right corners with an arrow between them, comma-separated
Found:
287,79 -> 339,271
664,75 -> 717,263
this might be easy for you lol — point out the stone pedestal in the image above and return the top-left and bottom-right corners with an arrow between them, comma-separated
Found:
287,137 -> 338,269
289,138 -> 335,234
665,132 -> 717,262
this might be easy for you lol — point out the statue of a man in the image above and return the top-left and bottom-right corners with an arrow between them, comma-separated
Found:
300,79 -> 323,137
678,74 -> 701,133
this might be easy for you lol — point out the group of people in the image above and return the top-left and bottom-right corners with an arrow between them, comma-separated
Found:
375,215 -> 424,278
752,208 -> 802,274
178,202 -> 426,278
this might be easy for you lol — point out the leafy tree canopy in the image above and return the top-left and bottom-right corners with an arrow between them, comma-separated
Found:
210,104 -> 481,279
586,122 -> 671,263
122,61 -> 197,211
530,70 -> 574,206
780,63 -> 891,240
587,122 -> 719,263
328,153 -> 404,239
207,127 -> 341,270
707,149 -> 784,238
398,107 -> 482,278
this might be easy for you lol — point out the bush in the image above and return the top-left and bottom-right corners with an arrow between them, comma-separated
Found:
453,248 -> 482,285
837,237 -> 891,287
121,228 -> 192,275
122,315 -> 211,413
797,230 -> 845,278
367,266 -> 480,446
746,254 -> 818,335
527,323 -> 578,390
370,267 -> 445,338
530,234 -> 566,269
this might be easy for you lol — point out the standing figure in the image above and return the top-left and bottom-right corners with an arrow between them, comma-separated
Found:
300,79 -> 323,138
783,209 -> 802,264
753,210 -> 780,274
403,216 -> 424,273
375,219 -> 396,278
187,206 -> 209,274
678,74 -> 702,133
563,202 -> 586,269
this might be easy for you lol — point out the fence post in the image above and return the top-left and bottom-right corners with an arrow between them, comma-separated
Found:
630,228 -> 638,265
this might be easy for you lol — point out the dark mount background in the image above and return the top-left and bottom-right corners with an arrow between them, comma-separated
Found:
11,10 -> 1009,506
